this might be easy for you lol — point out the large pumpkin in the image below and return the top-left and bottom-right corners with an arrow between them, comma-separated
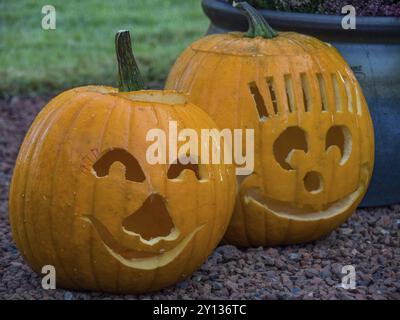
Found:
9,31 -> 236,293
166,2 -> 374,246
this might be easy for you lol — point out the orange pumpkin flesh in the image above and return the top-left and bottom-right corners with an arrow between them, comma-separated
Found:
166,2 -> 374,247
9,32 -> 236,293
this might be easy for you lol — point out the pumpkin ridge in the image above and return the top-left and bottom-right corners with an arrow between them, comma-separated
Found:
176,50 -> 201,91
182,105 -> 210,276
21,91 -> 85,273
256,58 -> 269,244
89,99 -> 118,291
166,105 -> 196,285
194,53 -> 226,119
48,95 -> 104,287
116,100 -> 132,293
143,104 -> 164,293
10,91 -> 76,267
173,50 -> 198,90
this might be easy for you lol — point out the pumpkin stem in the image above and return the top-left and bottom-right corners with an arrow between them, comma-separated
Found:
115,30 -> 145,92
233,1 -> 278,39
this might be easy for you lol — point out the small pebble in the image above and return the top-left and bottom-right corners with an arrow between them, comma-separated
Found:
289,253 -> 300,261
63,292 -> 74,300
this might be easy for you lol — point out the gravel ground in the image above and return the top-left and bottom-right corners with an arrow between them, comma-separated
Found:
1,95 -> 399,300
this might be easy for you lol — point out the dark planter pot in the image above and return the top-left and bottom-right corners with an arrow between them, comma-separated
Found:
202,0 -> 400,207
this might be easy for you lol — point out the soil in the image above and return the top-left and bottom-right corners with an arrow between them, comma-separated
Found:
0,95 -> 399,300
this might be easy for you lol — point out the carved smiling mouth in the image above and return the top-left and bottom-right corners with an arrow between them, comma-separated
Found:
245,184 -> 363,220
81,194 -> 204,270
82,216 -> 203,270
245,164 -> 370,220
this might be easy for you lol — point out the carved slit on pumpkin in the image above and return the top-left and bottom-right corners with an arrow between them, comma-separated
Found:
300,73 -> 312,112
355,86 -> 363,115
317,73 -> 328,112
331,73 -> 342,112
284,74 -> 295,113
267,77 -> 279,115
248,81 -> 269,120
343,75 -> 354,113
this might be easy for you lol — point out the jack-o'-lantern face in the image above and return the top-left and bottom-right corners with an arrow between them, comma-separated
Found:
81,147 -> 209,271
236,79 -> 373,246
166,3 -> 374,246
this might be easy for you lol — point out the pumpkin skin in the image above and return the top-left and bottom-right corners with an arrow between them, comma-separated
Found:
9,32 -> 236,293
166,4 -> 374,247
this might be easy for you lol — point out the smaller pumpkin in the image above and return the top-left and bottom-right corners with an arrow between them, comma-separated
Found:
166,2 -> 374,247
9,30 -> 236,293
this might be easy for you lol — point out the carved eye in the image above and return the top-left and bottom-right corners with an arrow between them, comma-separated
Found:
273,126 -> 308,170
93,149 -> 145,182
167,157 -> 205,180
326,125 -> 352,165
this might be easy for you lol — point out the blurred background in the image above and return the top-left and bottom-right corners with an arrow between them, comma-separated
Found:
0,0 -> 208,97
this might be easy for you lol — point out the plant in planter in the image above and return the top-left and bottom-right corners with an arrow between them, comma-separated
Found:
9,30 -> 236,293
240,0 -> 400,16
166,2 -> 374,247
202,0 -> 400,207
238,0 -> 324,13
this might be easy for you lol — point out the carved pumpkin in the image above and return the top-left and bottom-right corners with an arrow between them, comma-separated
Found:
9,31 -> 236,293
166,2 -> 374,246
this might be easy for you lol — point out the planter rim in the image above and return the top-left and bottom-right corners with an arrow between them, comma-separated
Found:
203,0 -> 400,36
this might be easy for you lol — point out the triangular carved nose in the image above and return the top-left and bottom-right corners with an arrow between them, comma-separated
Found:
122,194 -> 175,241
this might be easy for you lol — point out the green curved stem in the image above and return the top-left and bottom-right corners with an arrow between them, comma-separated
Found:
115,30 -> 145,92
233,1 -> 278,39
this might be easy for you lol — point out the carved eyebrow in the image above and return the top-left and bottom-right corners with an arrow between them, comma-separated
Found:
93,149 -> 145,182
167,162 -> 202,180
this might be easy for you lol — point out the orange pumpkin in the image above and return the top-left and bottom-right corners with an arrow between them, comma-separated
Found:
166,2 -> 374,246
9,31 -> 236,293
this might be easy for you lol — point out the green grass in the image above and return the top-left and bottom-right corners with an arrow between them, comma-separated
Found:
0,0 -> 208,96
